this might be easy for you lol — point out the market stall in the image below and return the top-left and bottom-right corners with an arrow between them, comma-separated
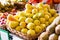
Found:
0,0 -> 60,40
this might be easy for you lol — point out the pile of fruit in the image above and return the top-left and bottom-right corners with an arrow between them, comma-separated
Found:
38,16 -> 60,40
6,2 -> 58,38
0,9 -> 17,26
0,0 -> 26,13
0,2 -> 14,13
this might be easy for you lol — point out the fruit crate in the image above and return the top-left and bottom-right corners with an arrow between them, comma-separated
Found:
2,2 -> 59,40
6,25 -> 46,40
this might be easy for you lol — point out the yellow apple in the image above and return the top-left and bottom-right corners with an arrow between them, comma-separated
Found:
20,22 -> 26,28
25,4 -> 32,9
15,26 -> 21,31
21,28 -> 28,34
19,16 -> 26,22
32,8 -> 38,14
49,9 -> 56,15
25,18 -> 33,23
9,21 -> 19,29
27,29 -> 36,36
17,11 -> 25,17
40,18 -> 46,24
34,20 -> 40,26
35,26 -> 42,33
49,17 -> 55,24
44,14 -> 50,20
27,23 -> 35,29
40,24 -> 46,29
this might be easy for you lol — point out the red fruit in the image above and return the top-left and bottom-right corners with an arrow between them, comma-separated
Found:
46,0 -> 53,4
39,0 -> 43,2
53,0 -> 60,3
4,12 -> 8,16
2,15 -> 6,18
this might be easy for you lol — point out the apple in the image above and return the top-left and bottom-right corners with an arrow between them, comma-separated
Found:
36,3 -> 44,8
44,14 -> 50,20
19,16 -> 26,22
20,22 -> 26,28
40,24 -> 46,29
32,8 -> 38,14
17,11 -> 25,17
33,14 -> 38,19
25,9 -> 32,13
15,26 -> 21,31
25,13 -> 33,18
34,20 -> 40,26
49,9 -> 56,15
49,17 -> 55,24
35,26 -> 42,33
25,4 -> 32,9
21,28 -> 28,34
27,23 -> 35,29
25,18 -> 33,23
27,29 -> 36,36
9,21 -> 19,29
40,18 -> 46,24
